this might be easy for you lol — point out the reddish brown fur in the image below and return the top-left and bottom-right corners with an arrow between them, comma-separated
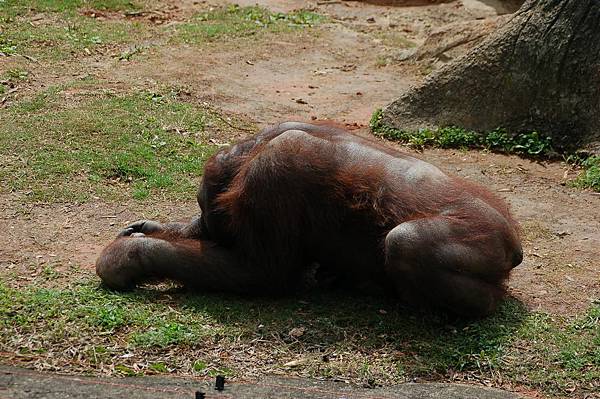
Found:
96,122 -> 523,317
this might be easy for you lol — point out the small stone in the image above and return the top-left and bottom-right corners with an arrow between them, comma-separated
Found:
289,327 -> 306,338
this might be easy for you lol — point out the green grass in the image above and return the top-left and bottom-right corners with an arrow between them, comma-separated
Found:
1,14 -> 149,60
0,278 -> 597,396
0,3 -> 323,61
0,0 -> 140,18
572,156 -> 600,191
370,109 -> 553,156
0,36 -> 17,55
370,109 -> 600,192
375,32 -> 416,49
0,0 -> 151,61
0,85 -> 224,202
174,5 -> 324,44
3,67 -> 29,81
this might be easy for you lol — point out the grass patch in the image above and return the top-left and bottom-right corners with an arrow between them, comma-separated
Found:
1,14 -> 149,60
375,32 -> 416,49
375,55 -> 390,68
0,278 -> 598,396
0,85 -> 224,202
0,36 -> 17,55
370,108 -> 600,192
0,0 -> 140,18
1,3 -> 323,61
3,67 -> 29,81
572,156 -> 600,191
175,5 -> 324,44
0,0 -> 151,61
370,108 -> 553,157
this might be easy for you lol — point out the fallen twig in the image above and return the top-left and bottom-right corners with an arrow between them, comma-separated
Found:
16,53 -> 39,63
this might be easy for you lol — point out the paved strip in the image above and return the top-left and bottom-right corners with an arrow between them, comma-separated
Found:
0,365 -> 522,399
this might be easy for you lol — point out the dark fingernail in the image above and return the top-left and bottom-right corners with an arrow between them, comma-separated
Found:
118,227 -> 134,237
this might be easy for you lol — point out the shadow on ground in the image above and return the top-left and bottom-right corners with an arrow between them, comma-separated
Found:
3,284 -> 528,397
122,284 -> 528,380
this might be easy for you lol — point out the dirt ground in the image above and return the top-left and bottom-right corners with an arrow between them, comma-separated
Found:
2,0 -> 598,317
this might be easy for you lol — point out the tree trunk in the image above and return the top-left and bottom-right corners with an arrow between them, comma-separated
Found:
380,0 -> 600,153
